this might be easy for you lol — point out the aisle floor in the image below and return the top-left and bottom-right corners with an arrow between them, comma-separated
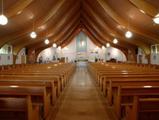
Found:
51,64 -> 111,120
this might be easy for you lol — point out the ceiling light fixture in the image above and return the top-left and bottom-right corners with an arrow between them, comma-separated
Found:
102,45 -> 105,49
30,20 -> 37,39
58,46 -> 61,50
125,31 -> 133,38
139,9 -> 145,14
153,13 -> 159,24
143,86 -> 152,88
95,46 -> 99,50
125,16 -> 133,39
106,43 -> 110,47
10,85 -> 19,88
44,38 -> 49,45
44,31 -> 49,45
53,43 -> 57,48
113,38 -> 118,44
0,0 -> 8,25
30,31 -> 37,39
64,47 -> 68,50
17,10 -> 22,15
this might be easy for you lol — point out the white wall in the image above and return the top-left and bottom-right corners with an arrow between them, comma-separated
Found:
0,47 -> 27,65
150,45 -> 159,65
137,48 -> 148,64
37,38 -> 77,63
0,54 -> 13,65
151,53 -> 159,65
16,48 -> 27,64
37,33 -> 127,63
105,47 -> 127,62
0,44 -> 13,65
87,37 -> 103,62
60,38 -> 76,62
0,44 -> 12,54
37,47 -> 54,63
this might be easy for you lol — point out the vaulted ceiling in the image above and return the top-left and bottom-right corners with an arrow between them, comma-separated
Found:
0,0 -> 159,55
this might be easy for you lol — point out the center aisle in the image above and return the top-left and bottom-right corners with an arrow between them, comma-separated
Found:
53,62 -> 111,120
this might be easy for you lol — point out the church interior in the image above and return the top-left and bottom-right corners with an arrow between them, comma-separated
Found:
0,0 -> 159,120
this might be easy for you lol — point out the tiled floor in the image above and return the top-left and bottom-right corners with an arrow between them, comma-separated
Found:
52,63 -> 111,120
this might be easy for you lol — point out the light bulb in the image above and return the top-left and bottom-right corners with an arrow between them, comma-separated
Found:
64,47 -> 68,50
58,46 -> 61,50
153,14 -> 159,24
30,31 -> 37,39
143,86 -> 152,88
95,46 -> 99,50
10,85 -> 19,88
0,14 -> 8,25
139,9 -> 145,14
44,39 -> 49,45
125,31 -> 133,38
106,43 -> 110,47
102,46 -> 105,49
113,38 -> 118,44
81,41 -> 85,46
53,43 -> 57,48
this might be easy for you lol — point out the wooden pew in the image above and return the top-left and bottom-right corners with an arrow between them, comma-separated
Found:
88,62 -> 159,120
113,86 -> 159,120
0,75 -> 60,105
100,75 -> 159,101
0,63 -> 75,120
0,63 -> 75,90
0,86 -> 50,120
0,96 -> 40,120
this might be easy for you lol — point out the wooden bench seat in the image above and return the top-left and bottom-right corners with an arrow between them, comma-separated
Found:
103,77 -> 159,105
0,85 -> 51,120
114,86 -> 159,120
0,75 -> 59,104
0,63 -> 75,120
0,97 -> 40,120
88,62 -> 159,120
0,71 -> 67,90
